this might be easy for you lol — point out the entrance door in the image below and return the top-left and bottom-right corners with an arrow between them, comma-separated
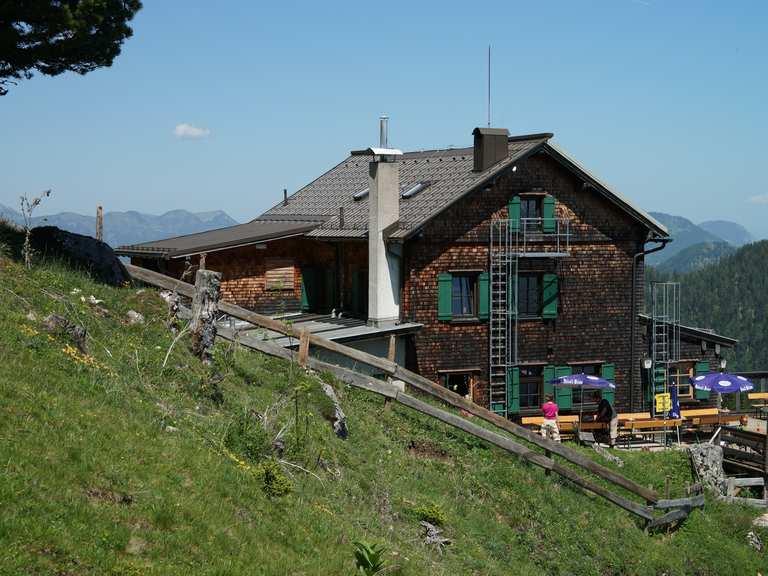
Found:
301,267 -> 337,314
350,269 -> 368,318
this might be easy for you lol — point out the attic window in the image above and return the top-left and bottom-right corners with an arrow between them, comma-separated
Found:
352,187 -> 369,201
401,181 -> 431,199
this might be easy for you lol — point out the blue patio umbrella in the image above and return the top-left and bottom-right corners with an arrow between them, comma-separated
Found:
689,372 -> 755,394
549,374 -> 616,389
549,374 -> 616,421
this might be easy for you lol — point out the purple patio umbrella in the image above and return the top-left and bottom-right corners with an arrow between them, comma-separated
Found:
549,374 -> 616,420
689,372 -> 755,394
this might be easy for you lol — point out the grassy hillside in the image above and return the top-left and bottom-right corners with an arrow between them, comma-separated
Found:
0,231 -> 765,574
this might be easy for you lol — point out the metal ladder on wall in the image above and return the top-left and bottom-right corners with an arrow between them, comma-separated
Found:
489,219 -> 517,416
650,282 -> 681,416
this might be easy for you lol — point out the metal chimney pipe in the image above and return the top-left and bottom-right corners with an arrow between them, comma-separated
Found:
283,188 -> 288,206
379,115 -> 388,148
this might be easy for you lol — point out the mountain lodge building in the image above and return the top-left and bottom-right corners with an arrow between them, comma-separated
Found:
117,126 -> 735,417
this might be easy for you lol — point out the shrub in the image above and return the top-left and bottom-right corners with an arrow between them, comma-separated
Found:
413,502 -> 447,526
261,459 -> 292,498
224,411 -> 271,463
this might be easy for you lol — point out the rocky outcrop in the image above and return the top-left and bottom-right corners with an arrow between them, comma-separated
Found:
688,444 -> 726,494
30,226 -> 129,286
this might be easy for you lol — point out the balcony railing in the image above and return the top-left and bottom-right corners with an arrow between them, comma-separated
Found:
491,217 -> 571,256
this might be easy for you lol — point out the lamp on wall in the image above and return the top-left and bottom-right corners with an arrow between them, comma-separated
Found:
642,357 -> 653,370
719,358 -> 727,371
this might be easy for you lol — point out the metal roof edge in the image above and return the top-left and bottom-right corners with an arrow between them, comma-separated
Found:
508,132 -> 554,142
166,230 -> 314,259
543,143 -> 669,238
638,313 -> 737,346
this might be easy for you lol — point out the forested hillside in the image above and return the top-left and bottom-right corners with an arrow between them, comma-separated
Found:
647,240 -> 768,371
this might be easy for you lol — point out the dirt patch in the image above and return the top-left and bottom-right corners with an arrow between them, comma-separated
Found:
408,439 -> 449,460
125,535 -> 147,556
84,487 -> 134,506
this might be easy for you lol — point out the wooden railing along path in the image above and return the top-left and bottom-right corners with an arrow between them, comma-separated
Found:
126,263 -> 704,526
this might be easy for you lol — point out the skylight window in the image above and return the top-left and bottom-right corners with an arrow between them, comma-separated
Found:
401,181 -> 431,199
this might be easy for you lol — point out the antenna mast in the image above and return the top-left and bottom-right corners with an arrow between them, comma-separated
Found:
487,45 -> 491,127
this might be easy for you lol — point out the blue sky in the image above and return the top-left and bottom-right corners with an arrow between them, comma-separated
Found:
2,1 -> 767,236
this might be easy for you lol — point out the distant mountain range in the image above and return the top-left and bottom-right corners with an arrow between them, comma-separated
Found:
655,241 -> 736,274
648,212 -> 753,272
0,204 -> 238,248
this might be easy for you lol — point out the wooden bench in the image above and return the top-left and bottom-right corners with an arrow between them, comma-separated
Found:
618,412 -> 651,422
681,408 -> 744,427
681,408 -> 719,418
521,415 -> 580,431
622,418 -> 684,446
748,392 -> 768,413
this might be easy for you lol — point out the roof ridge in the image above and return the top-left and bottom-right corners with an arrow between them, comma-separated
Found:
396,132 -> 552,156
507,132 -> 554,142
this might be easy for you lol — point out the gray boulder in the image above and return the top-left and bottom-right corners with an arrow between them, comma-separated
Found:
30,226 -> 130,286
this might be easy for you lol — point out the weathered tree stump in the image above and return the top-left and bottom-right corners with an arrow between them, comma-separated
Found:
190,269 -> 221,364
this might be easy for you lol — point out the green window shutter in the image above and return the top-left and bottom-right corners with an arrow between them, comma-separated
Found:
300,268 -> 312,311
508,270 -> 518,319
543,365 -> 556,399
507,367 -> 520,414
695,361 -> 711,400
601,363 -> 616,406
542,195 -> 556,234
555,365 -> 573,409
542,273 -> 559,319
509,196 -> 521,232
437,273 -> 452,321
478,272 -> 489,320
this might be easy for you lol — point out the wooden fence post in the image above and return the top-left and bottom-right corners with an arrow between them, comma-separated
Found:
384,335 -> 397,411
190,269 -> 221,364
96,205 -> 103,242
297,329 -> 310,367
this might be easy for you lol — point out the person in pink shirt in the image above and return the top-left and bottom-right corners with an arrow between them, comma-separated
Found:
540,393 -> 560,442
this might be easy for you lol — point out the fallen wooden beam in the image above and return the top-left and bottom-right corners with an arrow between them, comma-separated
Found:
645,507 -> 691,532
126,263 -> 659,503
717,495 -> 768,508
654,494 -> 705,510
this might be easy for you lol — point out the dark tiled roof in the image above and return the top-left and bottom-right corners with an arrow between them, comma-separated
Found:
260,135 -> 550,240
115,218 -> 325,258
117,131 -> 669,257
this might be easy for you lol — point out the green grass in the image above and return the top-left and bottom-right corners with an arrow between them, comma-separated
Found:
0,231 -> 765,575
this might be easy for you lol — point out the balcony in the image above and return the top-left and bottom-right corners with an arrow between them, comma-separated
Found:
490,217 -> 571,258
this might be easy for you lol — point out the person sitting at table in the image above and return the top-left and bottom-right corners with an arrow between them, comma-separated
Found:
593,390 -> 618,448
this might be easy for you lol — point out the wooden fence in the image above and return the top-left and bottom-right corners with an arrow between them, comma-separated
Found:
125,263 -> 708,527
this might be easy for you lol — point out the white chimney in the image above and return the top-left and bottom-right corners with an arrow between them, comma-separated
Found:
366,118 -> 401,327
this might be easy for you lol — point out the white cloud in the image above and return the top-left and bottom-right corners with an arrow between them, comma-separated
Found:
173,123 -> 210,139
747,194 -> 768,205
